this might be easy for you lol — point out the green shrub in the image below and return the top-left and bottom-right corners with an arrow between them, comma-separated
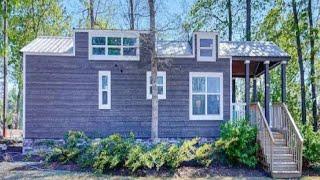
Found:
125,140 -> 201,172
165,143 -> 180,168
195,143 -> 214,167
46,131 -> 90,164
125,144 -> 149,172
302,124 -> 320,166
215,119 -> 258,167
93,134 -> 134,173
147,143 -> 169,170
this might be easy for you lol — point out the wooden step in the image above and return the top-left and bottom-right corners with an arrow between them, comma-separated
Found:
272,170 -> 301,178
272,132 -> 285,139
274,147 -> 290,154
273,161 -> 298,171
273,154 -> 294,162
274,139 -> 286,146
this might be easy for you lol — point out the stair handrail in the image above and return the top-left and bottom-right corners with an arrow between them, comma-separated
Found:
275,103 -> 303,174
250,102 -> 275,172
255,103 -> 275,142
280,103 -> 304,142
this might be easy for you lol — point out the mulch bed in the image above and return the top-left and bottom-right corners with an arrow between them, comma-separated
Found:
7,157 -> 269,178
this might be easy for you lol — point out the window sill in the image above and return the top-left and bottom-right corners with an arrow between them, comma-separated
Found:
89,56 -> 139,61
189,115 -> 223,120
146,95 -> 166,100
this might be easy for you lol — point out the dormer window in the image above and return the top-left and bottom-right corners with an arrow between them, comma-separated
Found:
196,32 -> 218,61
89,31 -> 139,61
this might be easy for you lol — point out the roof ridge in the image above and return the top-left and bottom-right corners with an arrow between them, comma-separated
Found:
220,40 -> 273,43
37,36 -> 72,39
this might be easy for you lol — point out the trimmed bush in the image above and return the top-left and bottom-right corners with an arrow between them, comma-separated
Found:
215,119 -> 258,167
195,143 -> 214,167
46,131 -> 90,164
93,134 -> 135,173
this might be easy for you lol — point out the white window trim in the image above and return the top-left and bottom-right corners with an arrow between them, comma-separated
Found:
99,71 -> 111,109
89,31 -> 140,61
196,32 -> 217,62
189,72 -> 223,120
146,71 -> 166,100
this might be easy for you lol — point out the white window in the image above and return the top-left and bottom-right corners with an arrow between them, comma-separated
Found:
89,32 -> 139,61
196,32 -> 217,61
99,71 -> 111,109
189,72 -> 223,120
146,71 -> 166,100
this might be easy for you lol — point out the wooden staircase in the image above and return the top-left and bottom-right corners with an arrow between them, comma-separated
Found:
272,131 -> 301,178
250,103 -> 303,178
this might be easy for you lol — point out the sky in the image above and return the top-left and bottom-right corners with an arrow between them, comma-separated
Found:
62,0 -> 196,40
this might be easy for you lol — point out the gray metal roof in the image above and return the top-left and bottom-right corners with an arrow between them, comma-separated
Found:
156,41 -> 193,57
21,36 -> 73,55
219,41 -> 289,57
21,36 -> 289,59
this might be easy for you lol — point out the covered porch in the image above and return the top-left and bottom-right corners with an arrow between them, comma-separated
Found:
221,41 -> 303,178
220,41 -> 291,124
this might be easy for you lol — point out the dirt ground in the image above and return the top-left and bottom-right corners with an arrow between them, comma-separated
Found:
0,161 -> 271,180
1,150 -> 320,179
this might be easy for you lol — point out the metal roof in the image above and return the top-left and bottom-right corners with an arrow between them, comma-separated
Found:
156,41 -> 193,57
219,41 -> 289,57
21,36 -> 73,55
21,36 -> 289,59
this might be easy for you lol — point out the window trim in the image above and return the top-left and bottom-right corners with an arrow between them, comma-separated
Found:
146,71 -> 166,100
99,71 -> 111,109
89,32 -> 140,61
196,32 -> 218,62
189,72 -> 223,120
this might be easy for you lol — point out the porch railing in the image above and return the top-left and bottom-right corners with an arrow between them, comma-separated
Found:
232,103 -> 246,121
271,103 -> 303,173
250,103 -> 275,172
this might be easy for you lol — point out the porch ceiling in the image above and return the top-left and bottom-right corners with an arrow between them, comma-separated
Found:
232,58 -> 286,78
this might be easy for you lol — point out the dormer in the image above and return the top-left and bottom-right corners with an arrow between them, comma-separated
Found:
195,32 -> 218,62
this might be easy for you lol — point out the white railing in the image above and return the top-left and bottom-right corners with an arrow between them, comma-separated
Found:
232,103 -> 246,121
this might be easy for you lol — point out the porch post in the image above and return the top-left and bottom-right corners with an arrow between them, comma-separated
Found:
264,61 -> 270,124
232,78 -> 236,103
281,61 -> 287,103
245,60 -> 250,119
252,77 -> 257,102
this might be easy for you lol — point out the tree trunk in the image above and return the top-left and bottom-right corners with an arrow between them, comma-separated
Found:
15,87 -> 21,129
148,0 -> 158,140
307,0 -> 318,131
227,0 -> 232,41
246,0 -> 251,41
292,0 -> 307,125
89,0 -> 94,29
129,0 -> 135,30
2,0 -> 8,136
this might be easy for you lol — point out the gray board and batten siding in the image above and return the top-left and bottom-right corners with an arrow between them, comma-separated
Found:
24,31 -> 231,139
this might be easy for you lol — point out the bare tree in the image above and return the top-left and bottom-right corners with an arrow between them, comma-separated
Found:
89,0 -> 94,28
129,0 -> 135,30
292,0 -> 307,125
148,0 -> 158,140
307,0 -> 318,131
246,0 -> 251,41
2,0 -> 8,137
227,0 -> 232,41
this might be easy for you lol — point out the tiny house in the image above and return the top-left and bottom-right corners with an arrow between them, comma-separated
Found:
21,29 -> 304,178
21,29 -> 293,139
